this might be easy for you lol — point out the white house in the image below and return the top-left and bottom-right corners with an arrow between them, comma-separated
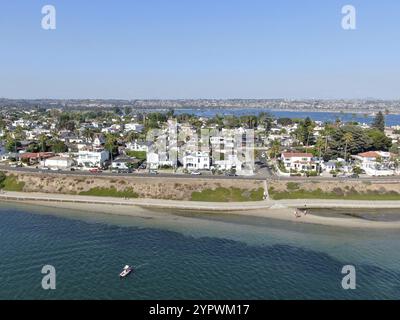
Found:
182,151 -> 210,171
111,156 -> 137,171
126,141 -> 151,152
281,152 -> 316,171
352,151 -> 395,176
77,150 -> 109,168
147,151 -> 177,169
125,123 -> 144,133
41,156 -> 74,170
213,153 -> 243,171
93,134 -> 105,147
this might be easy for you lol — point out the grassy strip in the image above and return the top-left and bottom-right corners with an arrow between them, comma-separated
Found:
191,187 -> 264,202
269,188 -> 400,201
125,150 -> 146,161
79,187 -> 139,198
2,175 -> 25,191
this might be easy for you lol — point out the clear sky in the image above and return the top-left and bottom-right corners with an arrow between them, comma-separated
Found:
1,0 -> 399,99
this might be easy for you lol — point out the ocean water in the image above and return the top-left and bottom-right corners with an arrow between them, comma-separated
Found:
175,108 -> 400,126
0,202 -> 400,300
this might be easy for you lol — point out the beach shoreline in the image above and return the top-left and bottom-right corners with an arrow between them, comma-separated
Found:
1,191 -> 400,229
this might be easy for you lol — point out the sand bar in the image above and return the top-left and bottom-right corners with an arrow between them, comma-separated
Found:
2,191 -> 400,229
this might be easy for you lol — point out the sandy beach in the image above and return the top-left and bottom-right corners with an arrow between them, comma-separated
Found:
1,191 -> 400,229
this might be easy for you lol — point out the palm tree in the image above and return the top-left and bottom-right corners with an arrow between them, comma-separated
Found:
343,132 -> 354,163
268,140 -> 281,160
38,134 -> 48,153
83,128 -> 95,143
315,136 -> 325,159
104,134 -> 118,170
321,125 -> 334,153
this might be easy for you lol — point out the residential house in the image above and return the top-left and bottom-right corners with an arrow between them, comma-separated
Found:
352,151 -> 395,176
124,123 -> 144,133
76,150 -> 109,168
281,152 -> 317,172
182,151 -> 210,171
41,156 -> 74,170
126,141 -> 151,152
19,152 -> 55,165
111,156 -> 139,171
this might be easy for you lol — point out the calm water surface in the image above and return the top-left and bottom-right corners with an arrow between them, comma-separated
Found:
0,202 -> 399,300
175,108 -> 400,126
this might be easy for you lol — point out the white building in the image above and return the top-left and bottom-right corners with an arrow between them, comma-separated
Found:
125,123 -> 144,133
281,152 -> 316,171
213,153 -> 243,171
93,134 -> 105,147
352,151 -> 395,176
41,156 -> 74,170
111,157 -> 137,171
182,151 -> 210,171
147,151 -> 177,169
77,150 -> 109,168
126,141 -> 151,152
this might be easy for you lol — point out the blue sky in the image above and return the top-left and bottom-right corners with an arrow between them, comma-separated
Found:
0,0 -> 399,99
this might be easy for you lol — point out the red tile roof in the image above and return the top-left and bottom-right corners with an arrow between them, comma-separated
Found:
19,152 -> 54,159
357,151 -> 380,158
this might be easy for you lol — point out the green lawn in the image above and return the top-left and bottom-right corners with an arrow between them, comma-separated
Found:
191,187 -> 264,202
125,150 -> 147,161
79,187 -> 139,198
2,175 -> 25,191
269,188 -> 400,201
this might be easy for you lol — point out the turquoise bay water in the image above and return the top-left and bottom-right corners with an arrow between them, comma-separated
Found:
0,203 -> 400,300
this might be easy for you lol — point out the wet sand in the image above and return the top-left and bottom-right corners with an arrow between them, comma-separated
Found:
1,191 -> 400,229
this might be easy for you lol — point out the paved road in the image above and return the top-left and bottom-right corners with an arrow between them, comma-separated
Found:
1,166 -> 265,180
2,165 -> 400,183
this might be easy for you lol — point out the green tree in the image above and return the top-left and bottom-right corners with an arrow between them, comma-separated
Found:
372,111 -> 385,132
343,132 -> 354,162
268,140 -> 281,159
367,129 -> 392,151
104,134 -> 119,167
0,171 -> 6,189
38,134 -> 49,152
325,125 -> 371,160
295,117 -> 315,147
14,126 -> 26,141
5,137 -> 21,152
49,140 -> 68,153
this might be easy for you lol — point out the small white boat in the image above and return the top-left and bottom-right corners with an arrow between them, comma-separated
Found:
119,265 -> 133,278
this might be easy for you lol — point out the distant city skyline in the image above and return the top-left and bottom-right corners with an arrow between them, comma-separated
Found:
1,0 -> 399,100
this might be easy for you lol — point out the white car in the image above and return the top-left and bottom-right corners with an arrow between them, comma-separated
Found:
190,171 -> 201,175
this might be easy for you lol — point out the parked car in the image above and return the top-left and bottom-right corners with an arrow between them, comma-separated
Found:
190,171 -> 201,175
347,174 -> 359,179
89,168 -> 102,173
149,170 -> 158,175
117,169 -> 132,174
225,172 -> 237,177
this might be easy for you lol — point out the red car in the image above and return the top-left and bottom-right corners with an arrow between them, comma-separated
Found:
89,168 -> 102,173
